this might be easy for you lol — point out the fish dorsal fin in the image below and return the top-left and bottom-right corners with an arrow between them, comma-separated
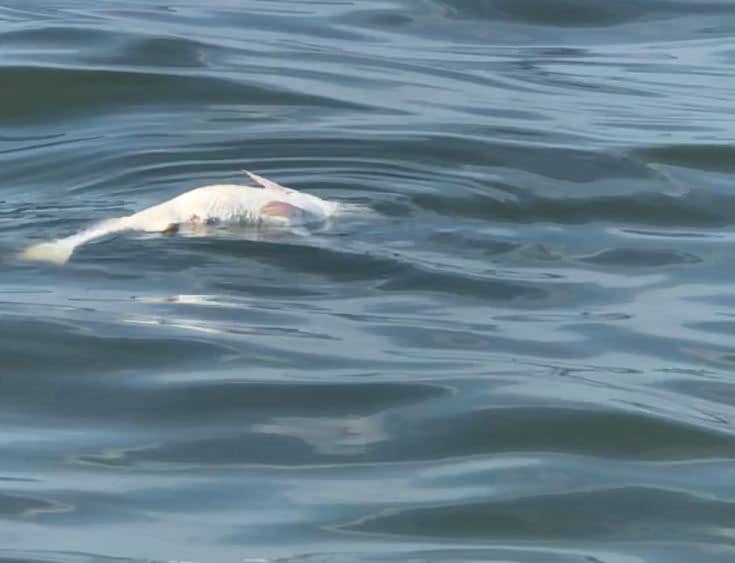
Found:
243,170 -> 293,195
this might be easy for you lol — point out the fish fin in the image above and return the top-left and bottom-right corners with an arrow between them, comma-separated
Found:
260,201 -> 304,223
19,240 -> 74,265
243,170 -> 293,195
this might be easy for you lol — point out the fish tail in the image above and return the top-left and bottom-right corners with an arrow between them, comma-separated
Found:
19,215 -> 134,265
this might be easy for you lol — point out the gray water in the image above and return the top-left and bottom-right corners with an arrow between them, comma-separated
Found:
2,1 -> 735,562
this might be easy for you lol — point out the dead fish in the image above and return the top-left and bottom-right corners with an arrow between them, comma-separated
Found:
20,171 -> 339,264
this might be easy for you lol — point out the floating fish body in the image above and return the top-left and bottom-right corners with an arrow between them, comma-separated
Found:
20,171 -> 337,264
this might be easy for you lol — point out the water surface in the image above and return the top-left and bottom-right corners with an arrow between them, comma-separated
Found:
2,1 -> 735,562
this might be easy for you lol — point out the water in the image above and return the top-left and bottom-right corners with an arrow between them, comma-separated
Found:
2,1 -> 735,561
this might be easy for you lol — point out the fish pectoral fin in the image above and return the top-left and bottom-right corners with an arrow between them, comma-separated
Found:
138,222 -> 178,233
260,201 -> 303,222
134,217 -> 180,233
161,223 -> 179,235
243,170 -> 294,195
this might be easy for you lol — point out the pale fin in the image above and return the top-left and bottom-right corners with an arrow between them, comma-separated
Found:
18,240 -> 74,265
19,215 -> 133,265
243,170 -> 293,195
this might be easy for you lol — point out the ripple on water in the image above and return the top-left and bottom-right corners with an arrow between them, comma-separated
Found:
3,1 -> 735,563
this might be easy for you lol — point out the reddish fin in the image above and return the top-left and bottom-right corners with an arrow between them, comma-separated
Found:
260,201 -> 303,222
